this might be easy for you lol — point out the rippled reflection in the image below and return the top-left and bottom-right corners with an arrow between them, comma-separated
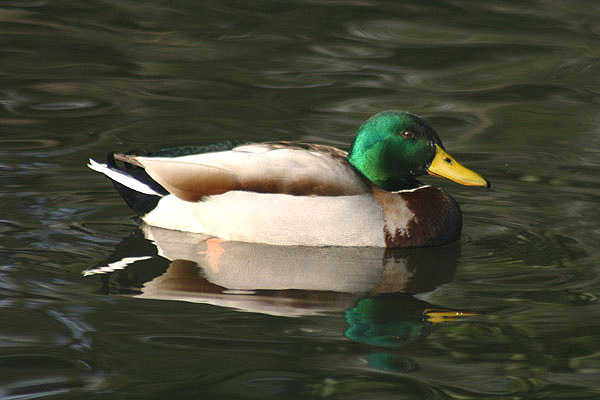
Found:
83,225 -> 482,375
86,225 -> 460,314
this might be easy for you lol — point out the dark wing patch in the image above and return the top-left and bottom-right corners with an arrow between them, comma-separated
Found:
149,141 -> 251,158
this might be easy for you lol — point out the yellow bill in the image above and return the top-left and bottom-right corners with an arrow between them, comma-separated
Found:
424,308 -> 480,324
427,144 -> 490,188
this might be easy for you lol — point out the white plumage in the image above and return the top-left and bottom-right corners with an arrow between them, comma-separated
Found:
87,159 -> 162,196
143,191 -> 387,246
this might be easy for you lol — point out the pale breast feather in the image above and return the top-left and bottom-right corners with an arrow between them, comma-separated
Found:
133,143 -> 369,201
142,191 -> 387,247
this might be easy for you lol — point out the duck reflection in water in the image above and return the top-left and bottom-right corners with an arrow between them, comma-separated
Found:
85,225 -> 477,373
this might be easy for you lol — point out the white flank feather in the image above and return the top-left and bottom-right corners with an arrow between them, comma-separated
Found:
142,191 -> 387,246
87,159 -> 162,196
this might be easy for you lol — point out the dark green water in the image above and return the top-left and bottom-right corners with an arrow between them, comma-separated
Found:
1,1 -> 599,398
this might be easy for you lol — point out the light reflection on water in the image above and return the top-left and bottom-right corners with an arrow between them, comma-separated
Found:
0,0 -> 599,398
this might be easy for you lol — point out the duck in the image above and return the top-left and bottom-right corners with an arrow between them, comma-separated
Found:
88,111 -> 489,247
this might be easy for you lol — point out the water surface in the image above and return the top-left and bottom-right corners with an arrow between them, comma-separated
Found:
1,0 -> 599,398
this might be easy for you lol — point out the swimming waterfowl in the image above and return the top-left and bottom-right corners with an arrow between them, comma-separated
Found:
89,111 -> 489,247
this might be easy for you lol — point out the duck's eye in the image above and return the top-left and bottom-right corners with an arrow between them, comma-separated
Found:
401,130 -> 415,139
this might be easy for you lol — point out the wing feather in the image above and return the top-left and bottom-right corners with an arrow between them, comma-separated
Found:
125,143 -> 368,201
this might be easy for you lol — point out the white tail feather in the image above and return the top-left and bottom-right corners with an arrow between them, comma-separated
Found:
82,256 -> 153,276
88,159 -> 162,196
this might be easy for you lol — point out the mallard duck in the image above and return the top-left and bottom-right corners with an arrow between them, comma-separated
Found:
89,111 -> 489,247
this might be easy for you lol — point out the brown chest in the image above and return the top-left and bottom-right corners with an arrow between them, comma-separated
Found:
371,185 -> 462,248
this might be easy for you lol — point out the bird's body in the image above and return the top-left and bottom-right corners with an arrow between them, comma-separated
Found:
89,111 -> 489,247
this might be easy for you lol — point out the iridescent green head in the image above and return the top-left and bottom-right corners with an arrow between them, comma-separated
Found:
347,111 -> 489,191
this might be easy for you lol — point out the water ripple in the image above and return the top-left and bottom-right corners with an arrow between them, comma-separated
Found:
0,1 -> 598,399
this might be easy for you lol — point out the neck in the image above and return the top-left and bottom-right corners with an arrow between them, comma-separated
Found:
347,154 -> 420,191
371,176 -> 421,191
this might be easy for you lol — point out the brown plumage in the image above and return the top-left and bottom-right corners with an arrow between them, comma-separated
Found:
113,142 -> 369,201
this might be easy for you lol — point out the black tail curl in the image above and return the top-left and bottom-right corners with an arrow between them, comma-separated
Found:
105,152 -> 167,216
